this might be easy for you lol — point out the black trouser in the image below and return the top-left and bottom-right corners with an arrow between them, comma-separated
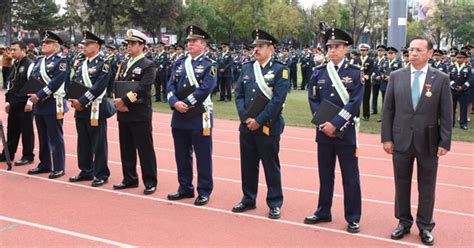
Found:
301,67 -> 308,90
362,79 -> 371,118
393,143 -> 438,231
372,83 -> 380,114
219,76 -> 232,101
118,121 -> 157,187
154,70 -> 168,101
4,104 -> 34,160
2,67 -> 11,89
75,118 -> 109,180
452,92 -> 468,127
290,66 -> 297,90
239,132 -> 283,208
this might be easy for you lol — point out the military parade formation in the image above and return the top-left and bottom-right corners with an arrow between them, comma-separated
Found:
0,23 -> 472,246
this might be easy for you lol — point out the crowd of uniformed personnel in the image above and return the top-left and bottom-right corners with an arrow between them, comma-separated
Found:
0,24 -> 472,245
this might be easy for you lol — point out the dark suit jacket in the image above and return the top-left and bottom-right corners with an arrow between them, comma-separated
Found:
381,66 -> 452,155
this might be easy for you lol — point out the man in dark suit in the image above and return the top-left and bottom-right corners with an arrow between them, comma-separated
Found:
358,43 -> 374,121
27,31 -> 69,179
112,29 -> 158,195
153,41 -> 169,102
68,31 -> 115,187
166,25 -> 217,206
218,43 -> 234,101
304,28 -> 364,234
382,37 -> 453,246
0,41 -> 35,166
233,29 -> 289,219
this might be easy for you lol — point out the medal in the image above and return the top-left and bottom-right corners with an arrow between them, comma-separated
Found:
425,83 -> 432,97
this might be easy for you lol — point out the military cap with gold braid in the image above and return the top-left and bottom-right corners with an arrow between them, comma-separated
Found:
125,29 -> 148,44
324,28 -> 353,46
82,30 -> 105,45
433,49 -> 443,56
186,25 -> 210,40
42,31 -> 64,45
252,29 -> 278,46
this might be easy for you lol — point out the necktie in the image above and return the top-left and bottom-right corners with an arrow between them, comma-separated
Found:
411,70 -> 422,110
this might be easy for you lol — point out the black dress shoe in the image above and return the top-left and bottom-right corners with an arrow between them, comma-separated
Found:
390,224 -> 410,240
304,215 -> 332,224
194,195 -> 209,206
268,207 -> 281,219
91,178 -> 108,187
14,159 -> 34,166
231,202 -> 256,213
167,192 -> 194,200
419,230 -> 434,246
69,174 -> 94,182
27,167 -> 51,175
113,182 -> 139,190
48,170 -> 65,179
347,222 -> 360,233
461,125 -> 468,130
144,186 -> 156,195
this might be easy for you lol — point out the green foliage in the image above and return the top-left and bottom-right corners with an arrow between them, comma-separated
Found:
12,0 -> 61,36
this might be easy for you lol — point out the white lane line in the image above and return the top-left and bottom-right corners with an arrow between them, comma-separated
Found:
0,216 -> 135,247
0,170 -> 423,247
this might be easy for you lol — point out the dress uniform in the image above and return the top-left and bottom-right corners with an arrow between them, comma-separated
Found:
358,43 -> 374,121
300,45 -> 314,90
105,44 -> 119,97
218,43 -> 234,101
27,31 -> 69,179
289,47 -> 299,90
305,28 -> 364,233
381,47 -> 403,104
68,31 -> 115,187
371,44 -> 387,115
233,29 -> 289,219
113,29 -> 158,194
402,49 -> 410,68
153,42 -> 169,102
431,49 -> 447,73
166,25 -> 217,206
1,42 -> 35,165
449,51 -> 472,129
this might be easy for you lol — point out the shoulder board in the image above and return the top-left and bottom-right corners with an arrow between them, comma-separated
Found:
315,63 -> 327,70
348,64 -> 361,70
204,56 -> 217,64
243,59 -> 256,65
273,60 -> 287,66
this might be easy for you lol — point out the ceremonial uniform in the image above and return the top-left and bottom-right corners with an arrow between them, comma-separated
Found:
154,42 -> 169,102
371,45 -> 387,115
233,29 -> 289,219
1,54 -> 35,164
300,47 -> 314,90
27,31 -> 69,179
305,28 -> 364,233
113,29 -> 158,193
382,51 -> 403,103
166,25 -> 217,206
358,44 -> 374,120
289,48 -> 299,90
449,52 -> 472,129
68,31 -> 115,186
218,44 -> 234,101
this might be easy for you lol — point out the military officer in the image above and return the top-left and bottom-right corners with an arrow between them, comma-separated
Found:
381,47 -> 403,106
218,42 -> 234,102
105,44 -> 119,97
402,49 -> 410,68
166,25 -> 217,206
371,44 -> 387,115
153,41 -> 169,102
305,28 -> 364,234
358,43 -> 374,121
0,41 -> 35,165
449,51 -> 471,129
300,45 -> 314,90
289,46 -> 299,90
431,49 -> 447,73
68,31 -> 115,187
112,29 -> 158,195
27,31 -> 69,179
233,29 -> 290,219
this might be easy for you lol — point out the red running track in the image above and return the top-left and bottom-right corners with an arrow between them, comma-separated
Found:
0,99 -> 473,247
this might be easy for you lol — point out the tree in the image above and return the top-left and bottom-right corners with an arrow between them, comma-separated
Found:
12,0 -> 61,38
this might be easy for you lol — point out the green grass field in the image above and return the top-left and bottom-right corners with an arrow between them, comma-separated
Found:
152,89 -> 474,142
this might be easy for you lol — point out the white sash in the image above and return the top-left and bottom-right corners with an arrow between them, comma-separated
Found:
184,55 -> 212,135
253,61 -> 273,99
39,57 -> 65,119
81,60 -> 106,126
327,61 -> 360,155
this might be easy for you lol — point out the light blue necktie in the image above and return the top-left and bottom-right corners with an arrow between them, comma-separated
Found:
411,70 -> 422,110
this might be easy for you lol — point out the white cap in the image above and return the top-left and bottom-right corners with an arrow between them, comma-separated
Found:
125,29 -> 148,44
358,43 -> 370,49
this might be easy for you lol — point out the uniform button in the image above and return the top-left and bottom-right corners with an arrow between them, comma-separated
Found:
252,89 -> 256,92
251,98 -> 254,101
330,93 -> 334,97
183,84 -> 186,87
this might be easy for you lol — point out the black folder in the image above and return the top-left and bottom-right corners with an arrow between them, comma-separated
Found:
18,77 -> 46,95
175,85 -> 206,118
246,90 -> 270,118
311,99 -> 346,139
65,81 -> 89,99
114,81 -> 141,98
